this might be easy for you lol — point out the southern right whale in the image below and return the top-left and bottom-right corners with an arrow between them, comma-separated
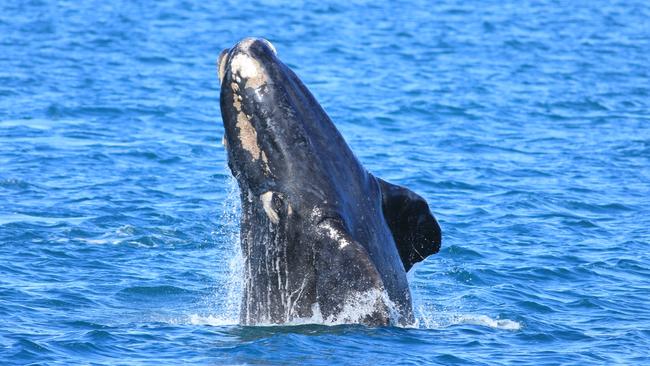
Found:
217,38 -> 441,326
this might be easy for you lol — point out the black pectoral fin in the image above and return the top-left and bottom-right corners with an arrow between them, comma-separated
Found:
377,178 -> 442,272
315,220 -> 389,325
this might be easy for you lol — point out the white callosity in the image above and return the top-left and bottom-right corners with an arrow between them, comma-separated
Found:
228,81 -> 270,171
225,49 -> 271,172
230,53 -> 267,89
260,191 -> 279,224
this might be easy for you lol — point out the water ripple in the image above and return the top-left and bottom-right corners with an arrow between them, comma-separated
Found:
2,0 -> 650,364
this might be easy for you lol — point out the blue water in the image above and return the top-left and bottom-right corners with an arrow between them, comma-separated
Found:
1,0 -> 649,364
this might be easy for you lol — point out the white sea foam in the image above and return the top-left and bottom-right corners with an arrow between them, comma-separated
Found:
413,303 -> 522,331
417,312 -> 521,330
455,314 -> 521,330
188,314 -> 238,327
195,289 -> 405,327
311,289 -> 400,326
182,306 -> 520,331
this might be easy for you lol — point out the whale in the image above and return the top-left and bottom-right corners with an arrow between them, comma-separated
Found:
217,38 -> 441,326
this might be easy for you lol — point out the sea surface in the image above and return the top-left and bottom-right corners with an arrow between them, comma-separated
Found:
1,0 -> 649,364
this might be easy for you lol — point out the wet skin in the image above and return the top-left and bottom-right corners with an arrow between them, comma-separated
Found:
218,38 -> 441,326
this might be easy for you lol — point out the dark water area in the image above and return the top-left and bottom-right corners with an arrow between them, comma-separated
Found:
1,0 -> 649,364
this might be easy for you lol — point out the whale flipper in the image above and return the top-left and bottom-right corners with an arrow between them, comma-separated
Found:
315,220 -> 390,325
377,178 -> 442,272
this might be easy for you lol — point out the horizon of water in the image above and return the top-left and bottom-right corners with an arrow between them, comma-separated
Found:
2,0 -> 650,364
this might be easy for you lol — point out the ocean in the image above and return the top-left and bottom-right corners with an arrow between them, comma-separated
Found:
1,0 -> 649,364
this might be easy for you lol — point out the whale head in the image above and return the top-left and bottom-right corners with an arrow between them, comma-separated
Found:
217,38 -> 354,201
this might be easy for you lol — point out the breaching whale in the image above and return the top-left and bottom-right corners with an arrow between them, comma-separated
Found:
217,38 -> 441,326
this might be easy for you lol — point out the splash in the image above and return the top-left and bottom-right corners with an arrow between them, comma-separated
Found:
202,174 -> 243,324
195,289 -> 401,327
221,175 -> 244,321
412,303 -> 522,331
201,175 -> 521,331
332,289 -> 391,324
263,289 -> 402,326
454,314 -> 521,330
188,314 -> 238,327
